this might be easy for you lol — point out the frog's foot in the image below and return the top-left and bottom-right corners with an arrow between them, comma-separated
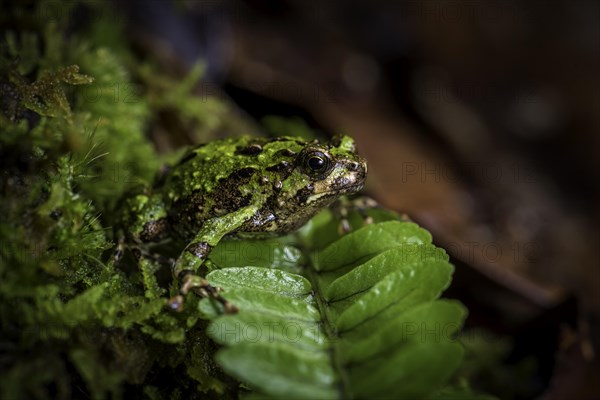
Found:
134,248 -> 176,266
335,196 -> 380,234
113,236 -> 126,264
114,237 -> 175,267
167,272 -> 238,314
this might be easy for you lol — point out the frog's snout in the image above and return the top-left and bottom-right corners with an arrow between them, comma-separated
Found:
312,156 -> 367,196
349,156 -> 367,181
348,157 -> 367,176
340,156 -> 367,191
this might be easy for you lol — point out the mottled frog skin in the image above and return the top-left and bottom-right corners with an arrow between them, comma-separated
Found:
116,135 -> 367,311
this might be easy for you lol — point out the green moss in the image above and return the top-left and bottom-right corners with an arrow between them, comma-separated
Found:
0,2 -> 493,399
0,1 -> 234,398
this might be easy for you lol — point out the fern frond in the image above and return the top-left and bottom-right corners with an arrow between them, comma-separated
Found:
200,218 -> 468,399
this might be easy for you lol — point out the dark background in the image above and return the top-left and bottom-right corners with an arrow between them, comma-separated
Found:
48,0 -> 600,398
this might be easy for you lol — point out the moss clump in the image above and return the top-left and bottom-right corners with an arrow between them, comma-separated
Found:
0,1 -> 238,398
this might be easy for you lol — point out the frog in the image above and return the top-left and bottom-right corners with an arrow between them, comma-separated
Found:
115,135 -> 367,312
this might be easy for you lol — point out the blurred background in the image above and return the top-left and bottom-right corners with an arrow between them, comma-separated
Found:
41,0 -> 600,398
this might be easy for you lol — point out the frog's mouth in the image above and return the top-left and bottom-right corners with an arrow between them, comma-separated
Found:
334,182 -> 365,194
306,183 -> 364,204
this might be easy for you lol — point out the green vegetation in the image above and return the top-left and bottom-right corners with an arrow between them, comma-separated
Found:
0,2 -> 492,399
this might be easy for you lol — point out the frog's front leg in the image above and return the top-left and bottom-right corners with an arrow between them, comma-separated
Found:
168,205 -> 260,312
333,196 -> 380,234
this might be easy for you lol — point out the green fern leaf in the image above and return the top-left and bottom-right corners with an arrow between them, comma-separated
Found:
199,218 -> 467,399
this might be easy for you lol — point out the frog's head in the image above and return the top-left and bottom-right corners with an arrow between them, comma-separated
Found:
297,135 -> 367,198
276,135 -> 367,217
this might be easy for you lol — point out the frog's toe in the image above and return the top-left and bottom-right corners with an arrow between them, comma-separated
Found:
338,219 -> 352,235
224,302 -> 239,314
174,272 -> 238,314
113,236 -> 126,263
167,295 -> 185,312
353,196 -> 380,226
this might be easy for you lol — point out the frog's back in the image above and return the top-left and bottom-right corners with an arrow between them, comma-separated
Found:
162,136 -> 307,240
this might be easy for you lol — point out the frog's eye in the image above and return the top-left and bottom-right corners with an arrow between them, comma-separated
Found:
308,154 -> 326,170
301,150 -> 332,178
